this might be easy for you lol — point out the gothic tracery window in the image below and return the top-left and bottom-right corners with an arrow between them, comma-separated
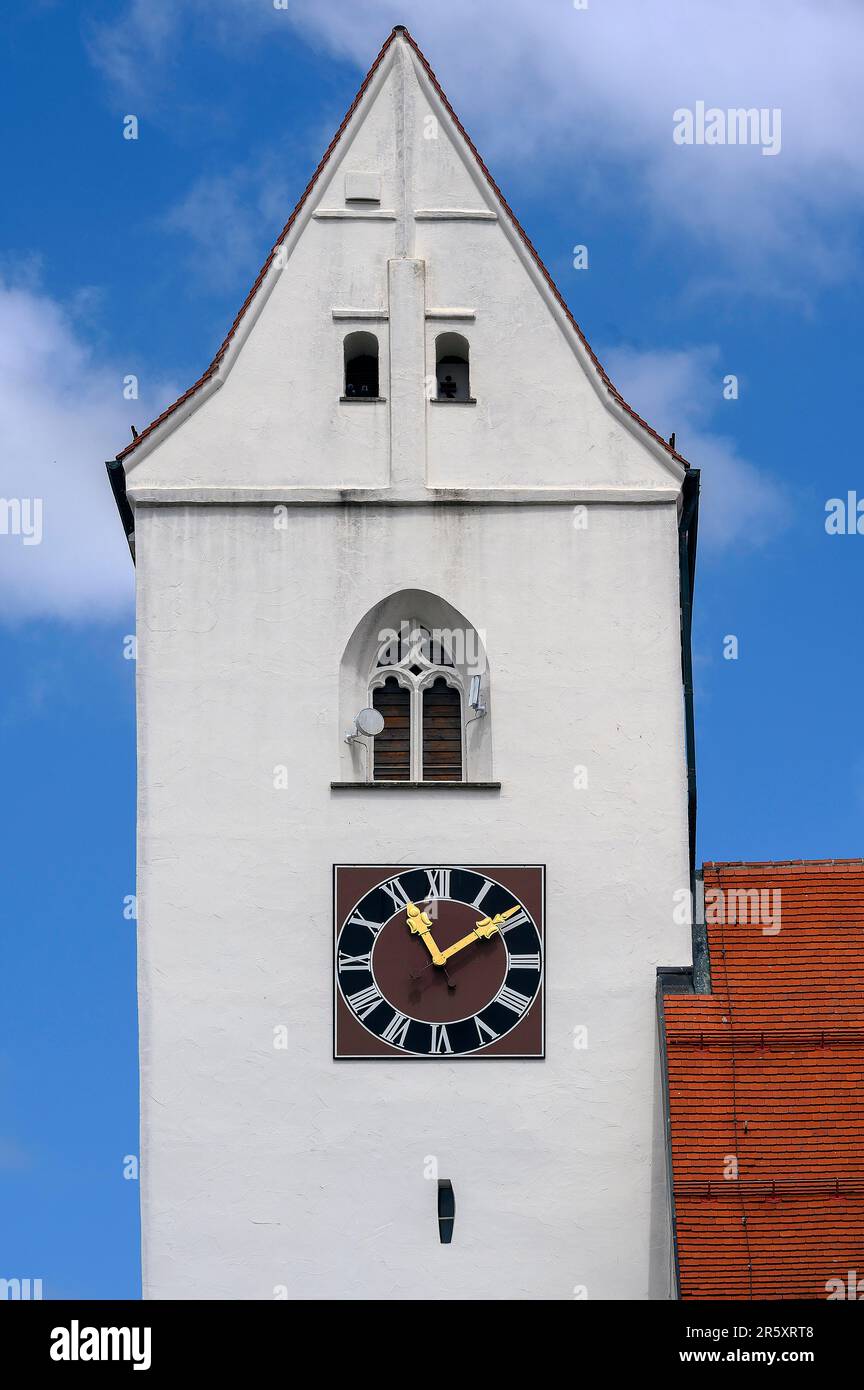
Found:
370,622 -> 463,782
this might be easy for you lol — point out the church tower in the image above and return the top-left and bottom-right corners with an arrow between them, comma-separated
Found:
111,26 -> 696,1300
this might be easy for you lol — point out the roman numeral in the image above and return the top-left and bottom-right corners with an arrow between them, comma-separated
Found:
508,953 -> 541,971
474,1015 -> 498,1045
381,878 -> 411,912
430,1024 -> 452,1054
338,950 -> 371,972
496,985 -> 531,1015
499,908 -> 529,934
348,909 -> 384,938
381,1012 -> 412,1047
425,868 -> 451,899
471,879 -> 493,910
347,983 -> 384,1020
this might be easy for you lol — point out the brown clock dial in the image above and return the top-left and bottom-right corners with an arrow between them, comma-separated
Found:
333,865 -> 544,1058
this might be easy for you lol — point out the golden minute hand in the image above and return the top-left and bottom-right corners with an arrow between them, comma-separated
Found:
440,905 -> 522,963
406,901 -> 445,966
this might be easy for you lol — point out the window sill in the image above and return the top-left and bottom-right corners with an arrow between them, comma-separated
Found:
429,397 -> 477,405
330,780 -> 501,791
340,395 -> 387,403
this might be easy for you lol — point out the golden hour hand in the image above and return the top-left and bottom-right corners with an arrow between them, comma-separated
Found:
440,904 -> 522,963
406,901 -> 446,967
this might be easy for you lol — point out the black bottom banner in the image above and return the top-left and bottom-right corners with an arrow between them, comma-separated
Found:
2,1297 -> 856,1374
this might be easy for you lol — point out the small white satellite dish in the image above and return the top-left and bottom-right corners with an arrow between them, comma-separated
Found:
354,707 -> 385,737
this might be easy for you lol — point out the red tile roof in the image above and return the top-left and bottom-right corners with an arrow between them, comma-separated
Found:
116,26 -> 688,471
663,860 -> 864,1299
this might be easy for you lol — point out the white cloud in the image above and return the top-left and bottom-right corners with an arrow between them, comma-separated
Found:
0,277 -> 173,621
604,344 -> 789,551
160,153 -> 300,291
85,0 -> 182,97
87,0 -> 864,295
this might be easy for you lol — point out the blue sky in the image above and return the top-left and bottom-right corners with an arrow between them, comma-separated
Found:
1,0 -> 862,1297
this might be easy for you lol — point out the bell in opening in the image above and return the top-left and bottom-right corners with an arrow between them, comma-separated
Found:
435,332 -> 470,402
344,331 -> 379,397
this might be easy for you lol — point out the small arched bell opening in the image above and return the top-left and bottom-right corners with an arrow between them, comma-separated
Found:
344,331 -> 379,398
435,332 -> 470,402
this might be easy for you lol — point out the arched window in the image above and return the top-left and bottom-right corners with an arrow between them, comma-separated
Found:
343,331 -> 379,398
435,332 -> 471,402
369,622 -> 462,782
338,589 -> 491,786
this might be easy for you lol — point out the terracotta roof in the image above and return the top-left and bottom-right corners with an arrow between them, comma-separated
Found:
116,26 -> 688,470
663,860 -> 864,1299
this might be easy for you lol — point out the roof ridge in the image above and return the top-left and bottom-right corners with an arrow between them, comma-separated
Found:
116,25 -> 689,470
704,858 -> 864,869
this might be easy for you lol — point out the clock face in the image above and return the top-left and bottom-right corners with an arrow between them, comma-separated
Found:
334,865 -> 544,1058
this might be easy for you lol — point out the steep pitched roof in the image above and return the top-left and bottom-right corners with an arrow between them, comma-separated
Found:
116,26 -> 688,470
663,859 -> 864,1300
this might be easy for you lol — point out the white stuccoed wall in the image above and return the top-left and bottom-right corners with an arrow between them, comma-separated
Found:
125,31 -> 692,1300
134,502 -> 690,1300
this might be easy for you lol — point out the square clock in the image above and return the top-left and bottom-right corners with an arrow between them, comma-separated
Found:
334,864 -> 544,1059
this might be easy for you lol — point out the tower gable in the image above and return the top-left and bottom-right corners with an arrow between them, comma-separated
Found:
118,28 -> 686,503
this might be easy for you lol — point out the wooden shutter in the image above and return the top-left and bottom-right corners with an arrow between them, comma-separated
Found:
372,677 -> 410,781
422,677 -> 463,781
